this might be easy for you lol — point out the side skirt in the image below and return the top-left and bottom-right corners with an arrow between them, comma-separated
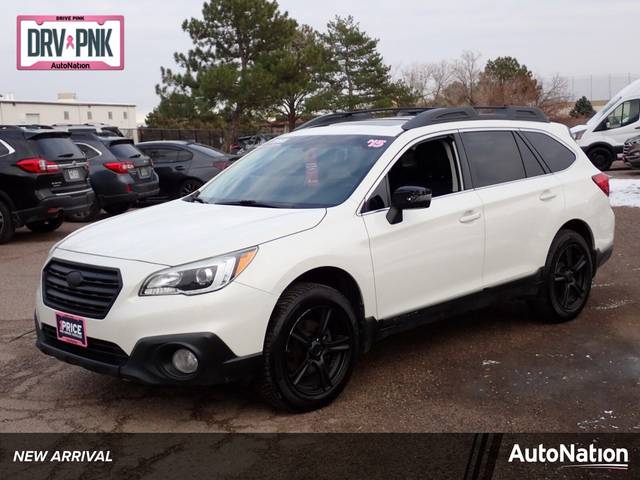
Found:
366,269 -> 544,343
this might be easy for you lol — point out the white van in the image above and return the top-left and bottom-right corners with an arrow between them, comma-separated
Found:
571,79 -> 640,170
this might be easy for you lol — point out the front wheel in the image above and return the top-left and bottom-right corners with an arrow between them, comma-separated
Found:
26,215 -> 63,233
587,146 -> 614,171
257,282 -> 359,412
530,230 -> 593,323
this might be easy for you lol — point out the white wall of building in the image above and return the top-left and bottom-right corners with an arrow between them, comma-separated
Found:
0,100 -> 137,132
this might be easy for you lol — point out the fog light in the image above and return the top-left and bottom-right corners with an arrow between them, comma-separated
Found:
172,348 -> 198,374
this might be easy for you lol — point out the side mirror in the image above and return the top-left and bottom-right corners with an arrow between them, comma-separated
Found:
386,186 -> 432,224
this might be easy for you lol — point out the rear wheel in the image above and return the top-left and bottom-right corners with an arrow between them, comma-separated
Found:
178,179 -> 203,197
26,215 -> 63,233
587,146 -> 614,171
257,282 -> 359,412
103,203 -> 131,216
66,199 -> 101,223
530,230 -> 593,323
0,199 -> 15,244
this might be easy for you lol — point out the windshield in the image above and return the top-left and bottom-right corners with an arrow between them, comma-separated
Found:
588,96 -> 621,126
189,143 -> 226,158
198,135 -> 393,208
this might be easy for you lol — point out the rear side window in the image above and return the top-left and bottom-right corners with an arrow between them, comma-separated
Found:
77,143 -> 101,160
461,131 -> 525,188
176,149 -> 193,161
35,136 -> 84,160
189,143 -> 225,158
0,141 -> 11,157
109,142 -> 143,159
141,147 -> 177,163
522,132 -> 576,172
514,135 -> 545,177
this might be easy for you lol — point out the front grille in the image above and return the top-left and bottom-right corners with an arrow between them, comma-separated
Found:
43,259 -> 122,319
41,324 -> 128,366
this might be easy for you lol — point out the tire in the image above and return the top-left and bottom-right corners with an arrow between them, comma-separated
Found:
26,215 -> 63,233
587,146 -> 614,171
0,198 -> 15,244
66,199 -> 101,223
103,203 -> 131,216
529,230 -> 593,323
257,282 -> 359,412
177,179 -> 203,198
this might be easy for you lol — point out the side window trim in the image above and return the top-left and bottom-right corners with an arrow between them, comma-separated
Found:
0,139 -> 16,157
359,132 -> 464,215
514,131 -> 550,175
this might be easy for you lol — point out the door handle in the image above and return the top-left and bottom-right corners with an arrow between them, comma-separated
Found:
175,166 -> 185,171
459,211 -> 481,223
539,190 -> 557,201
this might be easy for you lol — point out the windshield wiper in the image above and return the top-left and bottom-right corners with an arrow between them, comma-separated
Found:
215,199 -> 280,208
185,191 -> 207,204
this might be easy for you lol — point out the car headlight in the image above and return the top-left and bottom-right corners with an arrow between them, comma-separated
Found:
139,247 -> 258,296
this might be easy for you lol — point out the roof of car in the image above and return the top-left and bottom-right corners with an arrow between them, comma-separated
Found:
136,140 -> 192,146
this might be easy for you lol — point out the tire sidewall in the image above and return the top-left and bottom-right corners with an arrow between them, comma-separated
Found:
266,285 -> 359,411
0,199 -> 15,243
544,231 -> 593,320
588,147 -> 613,171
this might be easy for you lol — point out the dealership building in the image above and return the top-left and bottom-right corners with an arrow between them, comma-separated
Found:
0,92 -> 137,138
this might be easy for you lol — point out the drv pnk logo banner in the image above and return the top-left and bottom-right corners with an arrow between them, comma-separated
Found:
17,15 -> 124,70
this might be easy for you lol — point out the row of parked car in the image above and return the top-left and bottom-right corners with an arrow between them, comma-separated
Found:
0,123 -> 239,243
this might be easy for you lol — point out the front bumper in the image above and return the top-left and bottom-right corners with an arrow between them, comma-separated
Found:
36,317 -> 262,385
15,188 -> 95,225
35,249 -> 276,383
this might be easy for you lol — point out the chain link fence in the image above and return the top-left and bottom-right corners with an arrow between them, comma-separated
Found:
547,74 -> 640,102
119,128 -> 225,148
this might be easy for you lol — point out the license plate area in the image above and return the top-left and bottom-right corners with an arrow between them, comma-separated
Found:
64,168 -> 83,182
137,166 -> 151,178
55,312 -> 87,347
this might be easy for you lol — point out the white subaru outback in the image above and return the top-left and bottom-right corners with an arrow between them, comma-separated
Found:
35,107 -> 615,412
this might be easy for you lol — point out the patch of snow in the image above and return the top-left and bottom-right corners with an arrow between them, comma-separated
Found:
610,179 -> 640,208
482,360 -> 500,366
594,299 -> 632,310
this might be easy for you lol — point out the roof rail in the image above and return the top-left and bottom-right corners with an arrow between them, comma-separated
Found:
401,106 -> 549,130
295,107 -> 433,130
17,124 -> 57,130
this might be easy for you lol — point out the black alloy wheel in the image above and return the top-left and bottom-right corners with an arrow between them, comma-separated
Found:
258,283 -> 359,412
530,229 -> 593,323
283,305 -> 353,398
551,243 -> 591,312
0,199 -> 15,244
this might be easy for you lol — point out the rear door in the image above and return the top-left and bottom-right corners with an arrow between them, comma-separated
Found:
137,146 -> 191,194
459,129 -> 564,287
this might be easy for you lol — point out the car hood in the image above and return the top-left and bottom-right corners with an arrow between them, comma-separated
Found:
57,200 -> 326,266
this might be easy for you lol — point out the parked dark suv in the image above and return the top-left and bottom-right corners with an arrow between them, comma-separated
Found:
0,125 -> 94,243
623,135 -> 640,169
66,128 -> 159,220
136,140 -> 237,198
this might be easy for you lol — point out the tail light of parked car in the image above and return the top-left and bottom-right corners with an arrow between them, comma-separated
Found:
104,161 -> 134,174
592,173 -> 610,196
16,157 -> 61,174
213,160 -> 231,170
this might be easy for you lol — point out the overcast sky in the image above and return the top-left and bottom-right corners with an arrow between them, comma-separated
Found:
2,0 -> 639,123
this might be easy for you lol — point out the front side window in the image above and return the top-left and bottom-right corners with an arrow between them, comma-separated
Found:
198,135 -> 393,208
364,137 -> 461,212
522,131 -> 576,172
461,131 -> 525,188
598,100 -> 640,130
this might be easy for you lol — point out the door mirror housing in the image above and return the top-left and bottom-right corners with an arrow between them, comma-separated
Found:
386,186 -> 432,224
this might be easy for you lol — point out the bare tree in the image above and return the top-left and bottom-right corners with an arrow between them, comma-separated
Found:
536,74 -> 570,117
453,50 -> 482,105
401,60 -> 452,105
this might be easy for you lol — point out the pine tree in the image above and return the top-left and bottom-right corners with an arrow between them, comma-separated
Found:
570,96 -> 596,118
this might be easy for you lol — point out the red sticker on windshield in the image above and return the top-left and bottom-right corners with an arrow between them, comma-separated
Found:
367,139 -> 387,148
